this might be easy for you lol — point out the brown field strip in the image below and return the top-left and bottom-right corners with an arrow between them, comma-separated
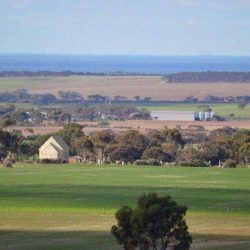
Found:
10,120 -> 250,136
1,76 -> 250,100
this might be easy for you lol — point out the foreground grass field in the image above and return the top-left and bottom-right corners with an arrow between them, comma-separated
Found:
143,103 -> 250,119
0,164 -> 250,249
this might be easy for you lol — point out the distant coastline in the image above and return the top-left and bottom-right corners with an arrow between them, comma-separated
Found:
1,54 -> 250,74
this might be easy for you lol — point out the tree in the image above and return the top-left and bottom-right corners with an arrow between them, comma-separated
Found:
184,96 -> 198,103
58,123 -> 84,154
111,193 -> 192,250
161,128 -> 185,148
177,147 -> 202,163
143,97 -> 152,102
134,96 -> 140,102
238,102 -> 247,110
0,118 -> 16,128
58,91 -> 82,102
91,130 -> 115,162
0,129 -> 23,159
87,94 -> 106,102
74,135 -> 94,161
110,130 -> 148,162
142,147 -> 172,162
239,142 -> 250,164
147,130 -> 164,147
200,142 -> 227,165
198,105 -> 212,112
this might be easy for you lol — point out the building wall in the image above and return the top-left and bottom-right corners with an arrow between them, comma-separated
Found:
62,150 -> 70,162
39,136 -> 70,162
151,111 -> 195,121
39,144 -> 60,160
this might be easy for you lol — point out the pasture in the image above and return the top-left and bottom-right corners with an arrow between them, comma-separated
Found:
1,76 -> 250,101
0,164 -> 250,249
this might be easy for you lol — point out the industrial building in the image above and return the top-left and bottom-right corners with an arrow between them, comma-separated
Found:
151,111 -> 196,121
151,111 -> 214,121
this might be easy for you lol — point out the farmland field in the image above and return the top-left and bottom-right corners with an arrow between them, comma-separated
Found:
141,103 -> 250,119
11,120 -> 250,138
1,76 -> 250,101
0,164 -> 250,249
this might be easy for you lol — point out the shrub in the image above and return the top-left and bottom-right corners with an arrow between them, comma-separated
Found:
39,159 -> 64,164
178,160 -> 207,167
142,147 -> 172,162
213,114 -> 225,121
134,160 -> 148,166
3,158 -> 12,168
134,159 -> 160,166
146,158 -> 161,166
223,159 -> 237,168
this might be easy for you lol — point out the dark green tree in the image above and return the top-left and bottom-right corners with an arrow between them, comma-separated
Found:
238,102 -> 247,110
91,130 -> 115,162
111,193 -> 192,250
73,135 -> 94,160
239,142 -> 250,164
58,123 -> 84,154
142,147 -> 173,162
109,130 -> 148,162
161,128 -> 185,148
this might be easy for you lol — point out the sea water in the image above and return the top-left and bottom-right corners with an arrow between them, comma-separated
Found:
0,54 -> 250,74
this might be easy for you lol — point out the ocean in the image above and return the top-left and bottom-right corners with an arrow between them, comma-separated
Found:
0,54 -> 250,74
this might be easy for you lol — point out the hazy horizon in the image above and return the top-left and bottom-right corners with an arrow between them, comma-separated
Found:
1,0 -> 250,56
1,53 -> 250,58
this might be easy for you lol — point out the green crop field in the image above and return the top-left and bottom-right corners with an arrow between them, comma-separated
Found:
0,164 -> 250,249
142,103 -> 250,119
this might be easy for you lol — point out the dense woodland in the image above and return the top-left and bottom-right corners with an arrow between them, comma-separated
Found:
2,123 -> 250,168
165,71 -> 250,83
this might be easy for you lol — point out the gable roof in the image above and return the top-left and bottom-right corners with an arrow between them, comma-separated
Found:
39,136 -> 69,152
51,136 -> 69,151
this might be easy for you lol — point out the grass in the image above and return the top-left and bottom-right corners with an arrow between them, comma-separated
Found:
142,103 -> 250,119
0,164 -> 250,249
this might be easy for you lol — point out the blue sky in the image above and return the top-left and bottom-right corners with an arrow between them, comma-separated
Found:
1,0 -> 250,55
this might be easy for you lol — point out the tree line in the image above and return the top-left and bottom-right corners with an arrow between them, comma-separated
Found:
165,71 -> 250,83
3,123 -> 250,167
1,89 -> 250,105
0,71 -> 155,77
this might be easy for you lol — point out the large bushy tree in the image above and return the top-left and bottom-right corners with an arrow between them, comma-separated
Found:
111,193 -> 192,250
58,123 -> 84,154
91,130 -> 115,162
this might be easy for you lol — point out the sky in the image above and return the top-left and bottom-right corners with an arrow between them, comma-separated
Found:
0,0 -> 250,55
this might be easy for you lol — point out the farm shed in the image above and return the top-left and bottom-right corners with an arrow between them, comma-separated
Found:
39,136 -> 69,162
151,111 -> 197,121
69,156 -> 83,164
